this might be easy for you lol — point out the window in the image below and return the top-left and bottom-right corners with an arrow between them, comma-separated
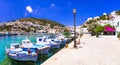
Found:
117,22 -> 119,27
39,39 -> 42,41
27,41 -> 30,44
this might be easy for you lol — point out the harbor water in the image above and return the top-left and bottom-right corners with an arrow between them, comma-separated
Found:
0,34 -> 37,62
0,34 -> 62,65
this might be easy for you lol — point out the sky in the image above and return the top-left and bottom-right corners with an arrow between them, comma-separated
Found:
0,0 -> 120,26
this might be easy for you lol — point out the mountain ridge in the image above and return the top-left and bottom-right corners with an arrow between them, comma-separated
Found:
18,18 -> 64,27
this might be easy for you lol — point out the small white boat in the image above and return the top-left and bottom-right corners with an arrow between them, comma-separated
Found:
36,36 -> 61,48
55,34 -> 67,45
21,38 -> 50,54
21,38 -> 33,48
6,44 -> 38,62
33,44 -> 50,54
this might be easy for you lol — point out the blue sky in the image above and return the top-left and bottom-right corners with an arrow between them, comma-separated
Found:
0,0 -> 120,26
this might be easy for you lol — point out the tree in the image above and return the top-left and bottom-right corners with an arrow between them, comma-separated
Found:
94,25 -> 104,37
94,25 -> 104,33
64,28 -> 69,32
103,24 -> 112,27
86,19 -> 96,24
100,15 -> 109,20
116,10 -> 120,15
87,22 -> 98,36
117,32 -> 120,40
63,28 -> 70,38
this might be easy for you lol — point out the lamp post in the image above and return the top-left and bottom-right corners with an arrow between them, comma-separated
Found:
73,9 -> 77,48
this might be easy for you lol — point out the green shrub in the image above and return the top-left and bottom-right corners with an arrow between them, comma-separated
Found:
117,32 -> 120,38
63,32 -> 71,38
94,25 -> 104,37
94,25 -> 104,33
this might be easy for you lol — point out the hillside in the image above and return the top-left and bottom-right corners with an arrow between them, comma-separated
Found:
0,18 -> 65,33
18,18 -> 64,27
81,10 -> 120,35
81,11 -> 118,28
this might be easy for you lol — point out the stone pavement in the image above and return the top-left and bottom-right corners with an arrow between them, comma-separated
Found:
41,34 -> 120,65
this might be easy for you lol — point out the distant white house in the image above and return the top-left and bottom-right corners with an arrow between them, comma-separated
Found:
110,12 -> 120,36
66,26 -> 88,34
81,28 -> 88,34
48,29 -> 56,33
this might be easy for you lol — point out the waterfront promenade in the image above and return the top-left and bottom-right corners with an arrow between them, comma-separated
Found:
41,34 -> 120,65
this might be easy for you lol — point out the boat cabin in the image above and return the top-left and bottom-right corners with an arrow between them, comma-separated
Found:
22,39 -> 33,48
10,43 -> 20,49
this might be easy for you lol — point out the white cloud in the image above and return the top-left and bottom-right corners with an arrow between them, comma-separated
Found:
103,13 -> 107,15
50,3 -> 55,7
26,6 -> 33,13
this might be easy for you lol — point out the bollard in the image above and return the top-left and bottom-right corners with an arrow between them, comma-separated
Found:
65,44 -> 68,48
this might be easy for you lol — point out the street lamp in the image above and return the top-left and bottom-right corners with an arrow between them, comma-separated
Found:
73,9 -> 77,48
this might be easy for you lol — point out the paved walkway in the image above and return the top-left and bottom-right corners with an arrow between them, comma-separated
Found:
41,34 -> 120,65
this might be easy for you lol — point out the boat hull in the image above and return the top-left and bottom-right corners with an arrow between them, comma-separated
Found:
6,48 -> 38,62
7,53 -> 38,62
38,47 -> 50,54
50,43 -> 61,49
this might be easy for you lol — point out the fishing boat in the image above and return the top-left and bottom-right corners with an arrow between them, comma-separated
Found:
55,34 -> 67,45
33,44 -> 50,54
36,36 -> 61,48
45,37 -> 62,48
6,44 -> 38,62
21,38 -> 50,54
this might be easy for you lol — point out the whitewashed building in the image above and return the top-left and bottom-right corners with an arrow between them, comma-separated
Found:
97,11 -> 120,36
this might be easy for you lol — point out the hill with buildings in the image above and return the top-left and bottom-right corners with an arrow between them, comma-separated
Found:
81,10 -> 120,36
0,18 -> 65,33
18,18 -> 64,27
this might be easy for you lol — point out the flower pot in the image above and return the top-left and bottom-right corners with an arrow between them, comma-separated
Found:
65,44 -> 68,48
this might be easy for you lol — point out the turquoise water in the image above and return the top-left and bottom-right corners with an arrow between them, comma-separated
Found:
0,34 -> 39,62
0,34 -> 62,65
